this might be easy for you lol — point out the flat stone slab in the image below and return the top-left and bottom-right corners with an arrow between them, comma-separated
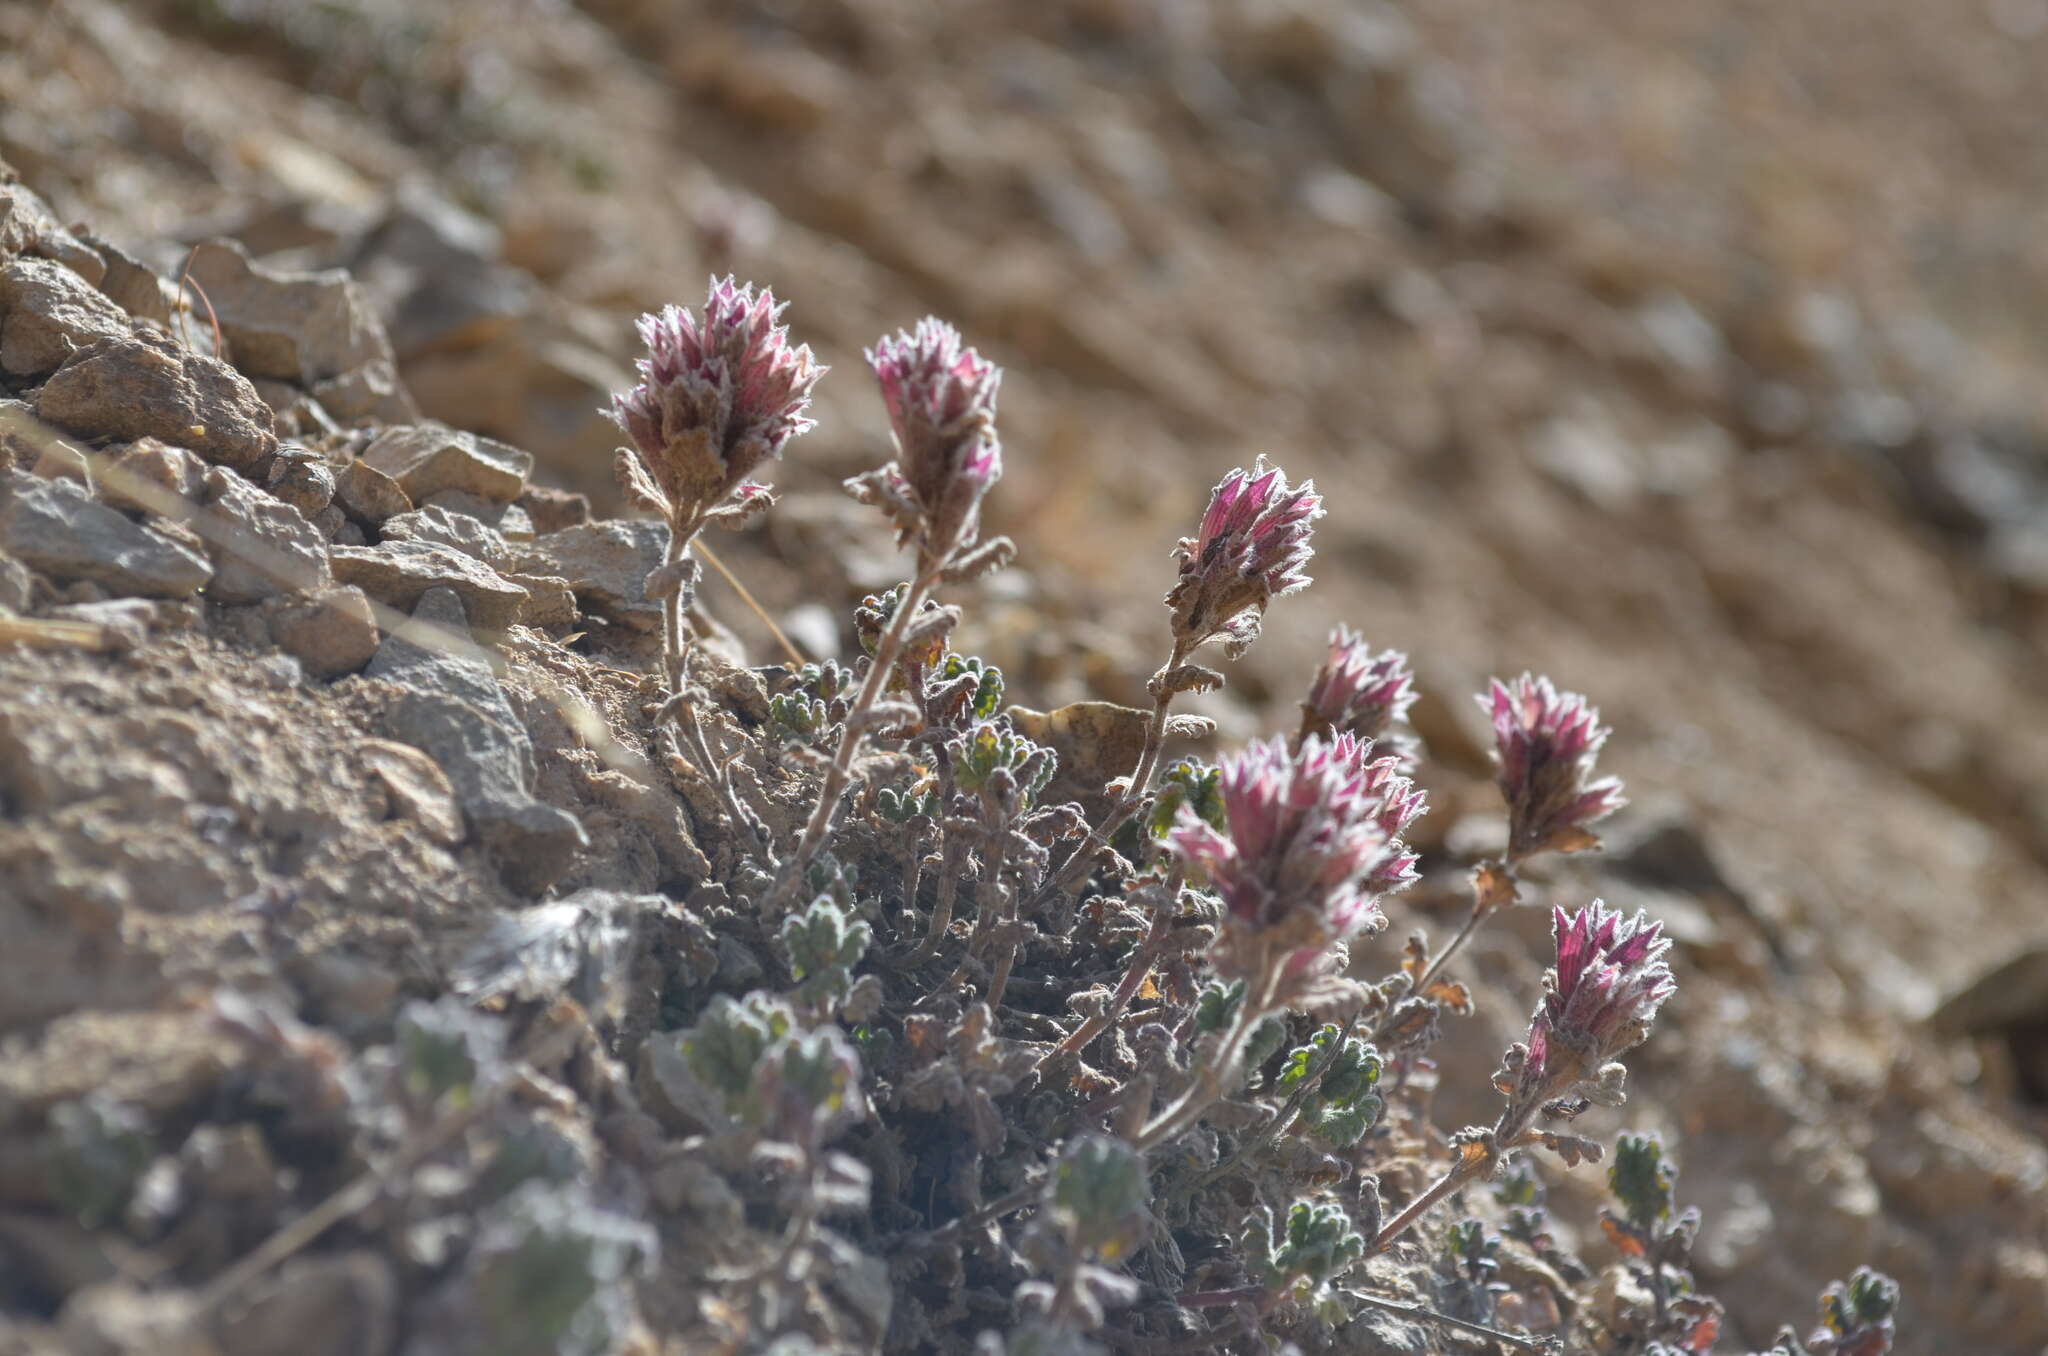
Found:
329,538 -> 529,634
0,472 -> 212,599
360,422 -> 531,505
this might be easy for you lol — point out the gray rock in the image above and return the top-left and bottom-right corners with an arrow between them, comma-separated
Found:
517,484 -> 591,534
419,486 -> 509,526
330,538 -> 529,634
309,359 -> 417,429
495,502 -> 536,542
99,438 -> 207,514
0,180 -> 106,285
194,465 -> 332,603
59,1281 -> 211,1356
0,396 -> 33,472
45,598 -> 156,651
183,239 -> 385,383
333,457 -> 411,525
0,472 -> 211,598
176,238 -> 417,430
380,503 -> 517,569
33,330 -> 280,477
361,422 -> 532,505
0,257 -> 132,377
506,571 -> 577,627
348,191 -> 535,357
0,547 -> 31,611
401,333 -> 627,486
75,232 -> 172,326
535,517 -> 668,631
358,738 -> 464,846
264,445 -> 337,518
249,378 -> 339,439
366,587 -> 585,893
265,584 -> 379,679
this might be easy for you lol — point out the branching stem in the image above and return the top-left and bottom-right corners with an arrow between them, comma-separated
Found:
784,565 -> 939,893
1032,641 -> 1191,910
1038,867 -> 1185,1072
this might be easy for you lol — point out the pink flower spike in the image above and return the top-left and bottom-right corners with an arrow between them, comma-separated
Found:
1301,626 -> 1419,756
1511,901 -> 1675,1109
848,318 -> 1005,572
1167,732 -> 1424,992
1479,673 -> 1627,861
1166,456 -> 1323,659
608,276 -> 823,535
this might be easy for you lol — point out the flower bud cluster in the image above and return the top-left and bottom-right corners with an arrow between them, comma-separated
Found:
848,318 -> 1005,573
609,276 -> 823,536
1300,625 -> 1418,756
1502,902 -> 1675,1111
1166,457 -> 1322,658
1482,673 -> 1627,860
1168,732 -> 1424,987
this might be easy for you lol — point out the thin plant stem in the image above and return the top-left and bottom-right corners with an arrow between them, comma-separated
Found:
1032,641 -> 1191,910
1187,1002 -> 1363,1192
1366,1090 -> 1543,1257
785,566 -> 938,889
1367,1152 -> 1485,1257
695,540 -> 805,667
1176,1285 -> 1550,1353
967,836 -> 1018,1007
900,841 -> 926,925
194,1022 -> 581,1316
1411,856 -> 1519,996
1037,867 -> 1184,1072
1102,1315 -> 1246,1354
911,834 -> 964,963
1347,1291 -> 1553,1353
1134,964 -> 1277,1152
660,526 -> 695,692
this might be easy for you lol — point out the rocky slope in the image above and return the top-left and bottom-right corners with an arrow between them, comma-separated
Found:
1,1 -> 2045,1353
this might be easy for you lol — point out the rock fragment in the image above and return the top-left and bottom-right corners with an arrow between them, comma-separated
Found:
99,438 -> 207,513
265,584 -> 379,679
366,586 -> 585,893
193,465 -> 332,604
379,503 -> 516,568
0,547 -> 31,610
264,445 -> 337,518
75,233 -> 172,326
535,518 -> 667,631
349,192 -> 534,356
0,180 -> 106,284
0,472 -> 211,598
0,257 -> 132,378
358,738 -> 464,845
332,457 -> 411,526
180,238 -> 416,428
330,538 -> 529,634
32,330 -> 279,477
360,422 -> 532,505
517,484 -> 590,534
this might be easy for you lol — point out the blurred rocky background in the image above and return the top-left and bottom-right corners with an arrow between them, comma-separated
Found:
1,0 -> 2045,1352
